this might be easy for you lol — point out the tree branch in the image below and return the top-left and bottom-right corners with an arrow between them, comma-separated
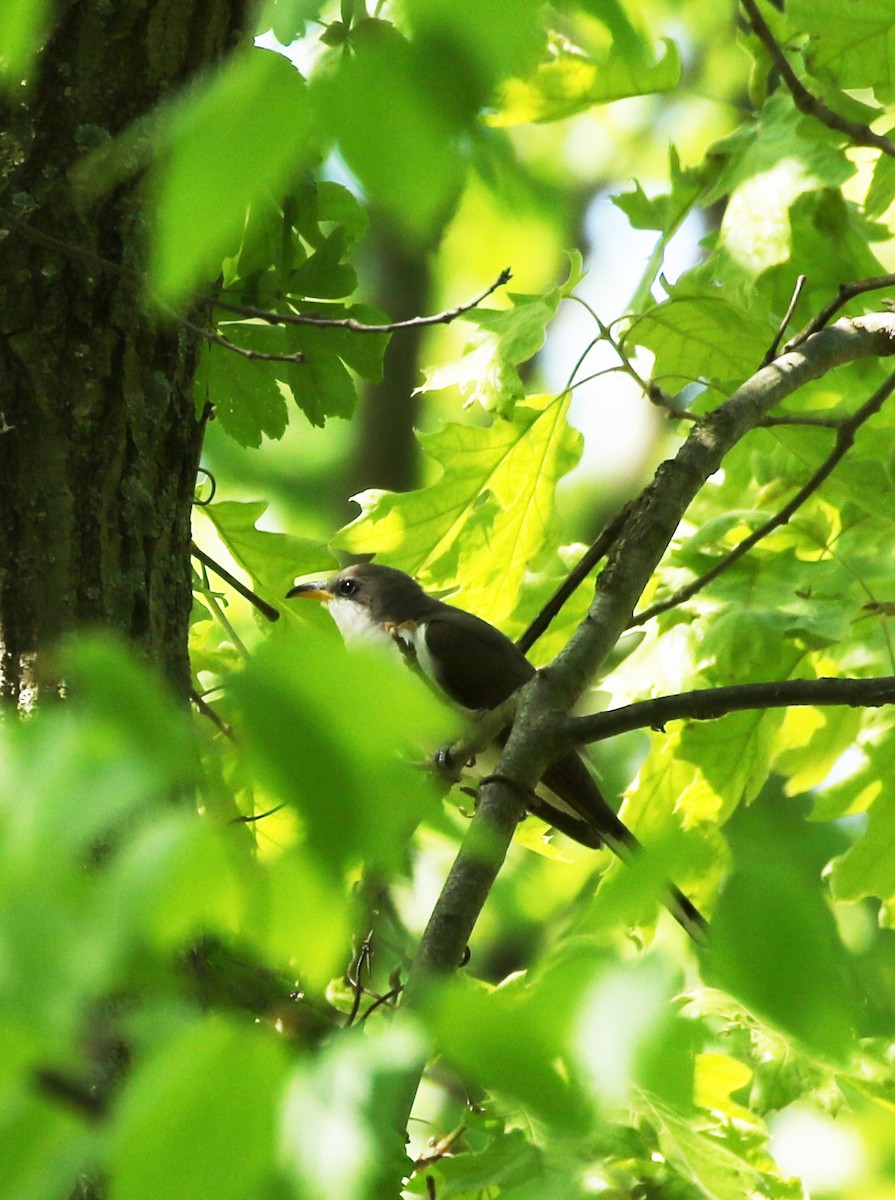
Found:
515,503 -> 633,655
740,0 -> 895,158
569,675 -> 895,745
630,369 -> 895,627
395,311 -> 895,1131
786,274 -> 895,350
403,316 -> 895,945
211,268 -> 513,333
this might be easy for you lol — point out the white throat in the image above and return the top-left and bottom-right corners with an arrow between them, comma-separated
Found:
327,597 -> 395,651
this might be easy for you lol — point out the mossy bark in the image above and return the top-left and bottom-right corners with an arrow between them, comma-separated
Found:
0,0 -> 247,704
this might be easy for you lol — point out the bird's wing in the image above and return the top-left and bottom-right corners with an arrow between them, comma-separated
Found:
422,608 -> 534,710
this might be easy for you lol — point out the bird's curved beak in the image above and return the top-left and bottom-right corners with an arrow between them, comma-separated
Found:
285,580 -> 335,602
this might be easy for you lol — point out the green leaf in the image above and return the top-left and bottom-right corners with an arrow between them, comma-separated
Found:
0,0 -> 50,84
0,1091 -> 93,1200
197,329 -> 290,448
790,0 -> 895,103
281,1024 -> 421,1200
199,499 -> 336,619
334,393 -> 582,625
491,35 -> 680,126
705,96 -> 852,278
574,956 -> 695,1110
708,862 -> 854,1060
828,786 -> 895,906
406,0 -> 546,103
151,48 -> 314,302
417,270 -> 577,415
110,1019 -> 287,1200
422,974 -> 591,1132
315,36 -> 462,242
613,148 -> 706,235
415,1129 -> 545,1197
637,1092 -> 762,1200
626,291 -> 772,391
229,627 -> 449,879
865,130 -> 895,217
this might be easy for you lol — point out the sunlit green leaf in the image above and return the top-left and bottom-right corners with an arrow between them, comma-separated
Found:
335,394 -> 581,624
199,500 -> 336,620
491,36 -> 680,126
791,0 -> 895,102
637,1092 -> 762,1200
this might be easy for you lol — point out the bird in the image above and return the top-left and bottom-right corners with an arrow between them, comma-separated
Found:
286,562 -> 707,943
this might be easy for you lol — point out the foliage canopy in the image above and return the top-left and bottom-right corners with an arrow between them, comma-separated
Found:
4,1 -> 895,1198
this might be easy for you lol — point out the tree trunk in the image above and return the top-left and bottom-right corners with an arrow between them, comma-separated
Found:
0,0 -> 247,705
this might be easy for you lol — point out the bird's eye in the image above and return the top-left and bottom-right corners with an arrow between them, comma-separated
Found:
336,578 -> 358,597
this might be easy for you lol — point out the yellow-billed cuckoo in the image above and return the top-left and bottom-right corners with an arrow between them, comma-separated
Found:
286,562 -> 706,942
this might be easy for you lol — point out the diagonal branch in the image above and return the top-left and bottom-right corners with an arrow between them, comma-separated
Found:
569,675 -> 895,745
399,311 -> 895,986
786,273 -> 895,350
629,369 -> 895,627
191,543 -> 280,623
515,503 -> 633,655
740,0 -> 895,158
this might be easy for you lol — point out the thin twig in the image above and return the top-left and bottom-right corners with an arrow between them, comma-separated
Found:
763,274 -> 806,365
359,983 -> 404,1024
786,274 -> 895,350
569,673 -> 895,745
0,210 -> 510,347
345,933 -> 375,1028
191,543 -> 280,623
212,268 -> 513,333
231,805 -> 286,824
630,370 -> 895,627
571,295 -> 676,411
190,687 -> 234,739
516,504 -> 634,655
740,0 -> 895,158
179,311 -> 304,364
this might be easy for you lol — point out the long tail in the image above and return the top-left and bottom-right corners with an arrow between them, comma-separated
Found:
526,794 -> 709,946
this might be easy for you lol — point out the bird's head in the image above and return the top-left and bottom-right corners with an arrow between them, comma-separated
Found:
286,562 -> 432,645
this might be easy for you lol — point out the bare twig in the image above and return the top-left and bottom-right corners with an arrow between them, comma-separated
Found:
516,504 -> 634,655
763,274 -> 806,365
786,274 -> 895,350
569,674 -> 895,745
0,211 -> 510,351
179,311 -> 304,364
413,1126 -> 467,1172
190,687 -> 234,739
231,805 -> 286,824
359,983 -> 404,1023
345,933 -> 375,1028
630,369 -> 895,627
212,268 -> 513,333
191,543 -> 280,623
740,0 -> 895,158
